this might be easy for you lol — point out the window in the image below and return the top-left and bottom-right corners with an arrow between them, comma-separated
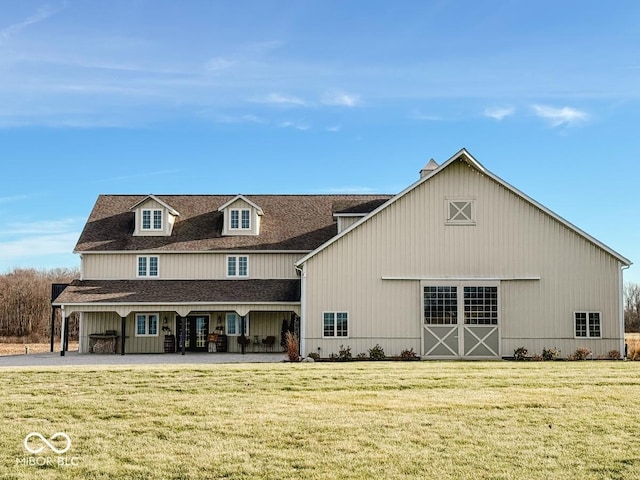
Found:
138,256 -> 159,277
135,314 -> 159,336
227,256 -> 248,277
575,312 -> 601,338
446,199 -> 475,225
230,209 -> 250,230
142,209 -> 163,230
323,312 -> 349,337
226,313 -> 249,336
424,286 -> 458,325
464,287 -> 498,325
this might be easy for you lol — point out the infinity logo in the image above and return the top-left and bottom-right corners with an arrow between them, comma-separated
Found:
24,432 -> 72,455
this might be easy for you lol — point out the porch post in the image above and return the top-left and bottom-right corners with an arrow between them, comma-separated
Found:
63,316 -> 70,353
180,316 -> 186,355
60,307 -> 66,357
50,307 -> 57,353
121,316 -> 126,355
240,315 -> 246,354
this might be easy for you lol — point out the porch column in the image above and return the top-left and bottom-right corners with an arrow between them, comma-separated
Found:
121,316 -> 126,355
50,307 -> 57,353
179,316 -> 186,355
60,312 -> 67,357
63,317 -> 69,353
240,315 -> 246,354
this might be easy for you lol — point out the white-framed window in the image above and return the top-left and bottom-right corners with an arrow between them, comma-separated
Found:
575,312 -> 601,338
227,255 -> 248,277
323,312 -> 349,338
226,313 -> 249,336
424,283 -> 498,325
137,256 -> 159,277
446,198 -> 475,225
142,209 -> 163,230
230,209 -> 251,230
135,313 -> 159,337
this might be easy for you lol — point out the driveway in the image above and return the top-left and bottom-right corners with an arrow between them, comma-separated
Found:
0,350 -> 288,367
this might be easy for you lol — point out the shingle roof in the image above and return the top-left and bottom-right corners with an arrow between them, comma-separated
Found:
53,279 -> 301,304
75,194 -> 393,252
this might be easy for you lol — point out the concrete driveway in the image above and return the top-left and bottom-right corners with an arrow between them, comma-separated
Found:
0,350 -> 288,367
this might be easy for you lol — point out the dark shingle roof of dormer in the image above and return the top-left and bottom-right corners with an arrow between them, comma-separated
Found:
75,194 -> 393,252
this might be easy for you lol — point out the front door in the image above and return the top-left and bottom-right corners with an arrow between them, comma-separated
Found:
422,283 -> 499,358
178,315 -> 209,352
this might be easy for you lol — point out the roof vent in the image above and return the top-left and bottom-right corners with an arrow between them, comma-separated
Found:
420,159 -> 439,178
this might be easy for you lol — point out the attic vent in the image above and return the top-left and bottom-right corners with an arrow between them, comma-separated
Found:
420,159 -> 439,178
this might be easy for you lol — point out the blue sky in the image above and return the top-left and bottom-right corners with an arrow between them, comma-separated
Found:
0,0 -> 638,282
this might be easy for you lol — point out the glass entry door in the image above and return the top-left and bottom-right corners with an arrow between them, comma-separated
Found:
178,316 -> 209,352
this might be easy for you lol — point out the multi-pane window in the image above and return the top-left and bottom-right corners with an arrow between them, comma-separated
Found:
575,312 -> 601,338
138,256 -> 159,277
424,286 -> 458,325
226,313 -> 249,336
446,199 -> 474,225
464,287 -> 498,325
136,314 -> 158,336
142,209 -> 162,230
227,256 -> 248,277
230,209 -> 250,230
323,312 -> 349,337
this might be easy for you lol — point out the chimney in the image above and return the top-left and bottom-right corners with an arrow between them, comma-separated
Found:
420,158 -> 439,178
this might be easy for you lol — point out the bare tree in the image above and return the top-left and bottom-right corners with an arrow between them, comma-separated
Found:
624,282 -> 640,333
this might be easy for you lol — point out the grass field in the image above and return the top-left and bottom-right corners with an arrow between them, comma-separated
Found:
2,361 -> 640,480
0,341 -> 79,356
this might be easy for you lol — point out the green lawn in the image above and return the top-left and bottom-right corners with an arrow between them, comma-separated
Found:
2,361 -> 640,479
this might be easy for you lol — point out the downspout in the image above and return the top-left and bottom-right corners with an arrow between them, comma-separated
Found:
296,263 -> 307,357
621,264 -> 630,358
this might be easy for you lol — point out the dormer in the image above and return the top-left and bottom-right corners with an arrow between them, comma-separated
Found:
218,195 -> 263,236
130,195 -> 180,237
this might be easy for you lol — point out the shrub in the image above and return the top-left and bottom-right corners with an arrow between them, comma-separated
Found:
368,344 -> 385,360
607,349 -> 621,360
541,347 -> 560,361
627,338 -> 640,360
337,345 -> 352,361
356,352 -> 368,359
328,353 -> 337,361
285,332 -> 299,362
400,348 -> 419,360
569,347 -> 591,361
531,354 -> 543,361
513,346 -> 528,361
307,352 -> 320,360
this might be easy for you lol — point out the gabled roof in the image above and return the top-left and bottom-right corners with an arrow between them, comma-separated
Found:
217,194 -> 264,215
75,194 -> 392,253
296,148 -> 632,267
129,194 -> 180,216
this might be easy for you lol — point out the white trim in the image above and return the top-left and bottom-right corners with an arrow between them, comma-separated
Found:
321,311 -> 349,338
129,194 -> 180,216
217,194 -> 264,214
445,197 -> 476,226
574,311 -> 602,339
225,312 -> 249,336
226,255 -> 249,277
229,208 -> 251,230
383,276 -> 540,281
136,255 -> 160,278
141,208 -> 164,231
299,264 -> 307,356
295,148 -> 631,267
54,301 -> 300,307
135,313 -> 160,337
332,213 -> 368,218
75,249 -> 312,255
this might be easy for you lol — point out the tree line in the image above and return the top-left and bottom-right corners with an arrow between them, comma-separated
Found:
625,282 -> 640,333
0,267 -> 80,341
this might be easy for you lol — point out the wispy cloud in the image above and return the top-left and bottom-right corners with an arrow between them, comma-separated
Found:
0,3 -> 66,40
484,106 -> 515,120
251,93 -> 308,107
532,104 -> 589,127
409,110 -> 441,121
279,120 -> 309,131
5,218 -> 79,235
326,125 -> 341,132
0,232 -> 79,259
0,194 -> 30,205
321,92 -> 360,107
213,113 -> 267,125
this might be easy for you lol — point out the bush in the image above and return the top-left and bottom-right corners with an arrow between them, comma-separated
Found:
400,348 -> 419,360
356,352 -> 368,359
513,346 -> 528,361
569,347 -> 591,361
285,332 -> 299,362
337,345 -> 352,361
368,344 -> 385,360
531,354 -> 543,361
607,349 -> 621,360
542,347 -> 560,361
307,352 -> 320,360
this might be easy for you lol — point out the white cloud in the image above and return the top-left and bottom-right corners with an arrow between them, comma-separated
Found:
532,104 -> 589,127
0,3 -> 66,40
0,232 -> 79,259
0,194 -> 29,205
321,92 -> 360,107
484,106 -> 515,120
409,110 -> 441,121
5,218 -> 79,235
279,121 -> 309,131
326,125 -> 341,132
252,93 -> 308,107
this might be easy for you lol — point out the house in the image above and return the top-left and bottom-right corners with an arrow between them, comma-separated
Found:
53,149 -> 631,359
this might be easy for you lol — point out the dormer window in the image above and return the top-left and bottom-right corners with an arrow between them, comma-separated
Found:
230,209 -> 251,230
142,209 -> 163,231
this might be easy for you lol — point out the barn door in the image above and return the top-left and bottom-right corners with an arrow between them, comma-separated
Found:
422,283 -> 499,359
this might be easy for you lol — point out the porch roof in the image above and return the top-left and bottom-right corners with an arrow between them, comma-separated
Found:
53,279 -> 301,305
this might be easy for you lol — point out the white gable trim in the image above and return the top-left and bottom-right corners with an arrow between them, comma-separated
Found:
295,148 -> 631,267
129,194 -> 180,216
217,194 -> 264,215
